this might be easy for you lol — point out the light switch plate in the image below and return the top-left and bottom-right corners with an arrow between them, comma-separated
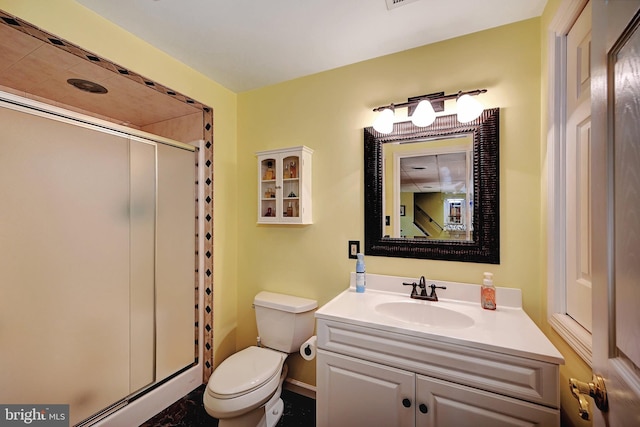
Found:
348,241 -> 360,259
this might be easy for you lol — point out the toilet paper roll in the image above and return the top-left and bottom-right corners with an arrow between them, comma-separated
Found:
300,335 -> 317,361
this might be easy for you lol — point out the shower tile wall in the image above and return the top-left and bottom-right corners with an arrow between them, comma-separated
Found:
0,11 -> 216,382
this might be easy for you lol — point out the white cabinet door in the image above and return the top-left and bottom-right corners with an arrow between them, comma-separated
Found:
317,349 -> 414,427
416,374 -> 559,427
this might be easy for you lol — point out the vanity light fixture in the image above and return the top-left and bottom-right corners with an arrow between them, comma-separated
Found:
372,89 -> 487,134
456,93 -> 485,123
410,99 -> 437,127
372,106 -> 395,134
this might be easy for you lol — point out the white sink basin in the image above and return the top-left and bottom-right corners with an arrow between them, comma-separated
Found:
374,301 -> 475,329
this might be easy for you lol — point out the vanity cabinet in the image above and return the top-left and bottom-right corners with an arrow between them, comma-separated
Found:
316,319 -> 560,427
256,146 -> 312,224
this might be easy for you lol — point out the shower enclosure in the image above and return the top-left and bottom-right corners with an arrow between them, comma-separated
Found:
0,92 -> 198,426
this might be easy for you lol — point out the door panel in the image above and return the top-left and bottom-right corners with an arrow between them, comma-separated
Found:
566,1 -> 593,332
612,9 -> 640,373
591,1 -> 640,425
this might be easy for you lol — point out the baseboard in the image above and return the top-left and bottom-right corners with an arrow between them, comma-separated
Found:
284,378 -> 316,400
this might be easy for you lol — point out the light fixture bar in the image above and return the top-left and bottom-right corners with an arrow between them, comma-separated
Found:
372,89 -> 487,112
408,92 -> 444,116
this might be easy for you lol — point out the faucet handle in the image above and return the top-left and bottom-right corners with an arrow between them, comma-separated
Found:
402,281 -> 418,297
428,284 -> 447,300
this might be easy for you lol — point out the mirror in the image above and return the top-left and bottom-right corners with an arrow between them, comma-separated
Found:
384,135 -> 473,240
364,108 -> 499,263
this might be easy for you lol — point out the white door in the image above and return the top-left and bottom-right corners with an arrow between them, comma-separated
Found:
566,0 -> 593,333
590,0 -> 640,425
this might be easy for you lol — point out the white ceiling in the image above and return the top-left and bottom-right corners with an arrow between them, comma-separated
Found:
400,152 -> 468,193
75,0 -> 547,92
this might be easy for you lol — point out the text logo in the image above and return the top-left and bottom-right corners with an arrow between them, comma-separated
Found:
0,405 -> 69,426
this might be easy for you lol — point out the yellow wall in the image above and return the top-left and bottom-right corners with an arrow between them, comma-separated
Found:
0,3 -> 593,425
238,18 -> 542,385
0,0 -> 240,365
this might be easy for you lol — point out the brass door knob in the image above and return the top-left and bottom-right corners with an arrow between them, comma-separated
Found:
569,374 -> 608,420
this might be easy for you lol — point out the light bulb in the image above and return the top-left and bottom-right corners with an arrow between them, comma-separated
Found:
411,100 -> 436,127
372,108 -> 394,134
456,94 -> 484,123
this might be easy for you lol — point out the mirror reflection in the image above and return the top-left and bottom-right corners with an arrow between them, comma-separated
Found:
383,136 -> 474,241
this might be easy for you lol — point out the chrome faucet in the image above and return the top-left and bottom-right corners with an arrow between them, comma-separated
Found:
402,276 -> 446,301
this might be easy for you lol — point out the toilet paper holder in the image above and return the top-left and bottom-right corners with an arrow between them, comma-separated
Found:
300,336 -> 317,361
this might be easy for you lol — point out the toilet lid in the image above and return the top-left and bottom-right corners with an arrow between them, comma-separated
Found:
208,346 -> 285,397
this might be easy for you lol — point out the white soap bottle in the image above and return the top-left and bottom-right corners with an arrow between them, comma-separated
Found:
481,272 -> 496,310
356,253 -> 366,293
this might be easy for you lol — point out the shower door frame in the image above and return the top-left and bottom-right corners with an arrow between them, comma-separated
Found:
0,91 -> 206,427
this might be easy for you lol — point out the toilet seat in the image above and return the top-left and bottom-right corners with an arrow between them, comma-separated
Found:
204,346 -> 287,419
208,346 -> 285,398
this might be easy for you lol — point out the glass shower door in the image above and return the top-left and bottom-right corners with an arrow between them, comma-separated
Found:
0,100 -> 196,425
0,106 -> 136,424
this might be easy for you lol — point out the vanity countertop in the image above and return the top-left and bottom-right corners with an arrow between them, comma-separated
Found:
315,273 -> 564,365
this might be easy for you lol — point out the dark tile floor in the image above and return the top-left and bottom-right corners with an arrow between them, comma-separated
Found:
140,385 -> 315,427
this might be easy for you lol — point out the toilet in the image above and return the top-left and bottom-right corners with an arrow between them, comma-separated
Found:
204,291 -> 317,427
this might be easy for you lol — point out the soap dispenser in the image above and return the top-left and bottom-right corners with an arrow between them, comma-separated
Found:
481,272 -> 496,310
356,253 -> 366,293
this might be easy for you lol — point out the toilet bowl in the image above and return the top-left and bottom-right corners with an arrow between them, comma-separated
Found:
203,291 -> 317,427
204,346 -> 287,426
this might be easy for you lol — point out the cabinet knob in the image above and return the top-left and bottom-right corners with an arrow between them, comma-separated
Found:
419,403 -> 428,414
402,398 -> 411,408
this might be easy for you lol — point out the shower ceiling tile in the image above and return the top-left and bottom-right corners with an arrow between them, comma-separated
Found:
0,17 -> 202,128
69,58 -> 123,83
0,25 -> 40,72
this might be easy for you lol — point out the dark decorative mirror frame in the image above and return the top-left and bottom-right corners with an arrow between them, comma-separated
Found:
364,108 -> 500,264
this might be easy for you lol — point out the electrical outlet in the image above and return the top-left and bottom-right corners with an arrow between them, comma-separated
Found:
348,241 -> 360,259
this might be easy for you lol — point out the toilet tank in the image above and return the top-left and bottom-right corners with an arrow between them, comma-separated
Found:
254,291 -> 318,353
